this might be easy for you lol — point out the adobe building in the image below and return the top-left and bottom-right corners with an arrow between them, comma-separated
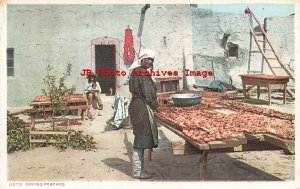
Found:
7,4 -> 294,107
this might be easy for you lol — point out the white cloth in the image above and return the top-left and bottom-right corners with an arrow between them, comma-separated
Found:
84,81 -> 101,94
132,148 -> 144,177
109,92 -> 131,128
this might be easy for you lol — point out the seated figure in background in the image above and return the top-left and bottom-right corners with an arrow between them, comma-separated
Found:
84,75 -> 103,119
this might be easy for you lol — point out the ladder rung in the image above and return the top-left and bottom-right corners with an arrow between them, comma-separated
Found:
248,71 -> 262,73
270,66 -> 282,69
247,8 -> 295,83
254,32 -> 264,36
258,40 -> 269,43
250,50 -> 261,53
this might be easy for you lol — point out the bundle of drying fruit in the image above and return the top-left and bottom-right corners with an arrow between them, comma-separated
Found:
33,94 -> 87,103
156,95 -> 294,143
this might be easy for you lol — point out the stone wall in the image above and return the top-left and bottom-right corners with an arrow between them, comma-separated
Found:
191,8 -> 250,88
7,4 -> 193,107
191,8 -> 295,89
7,5 -> 295,107
265,15 -> 295,87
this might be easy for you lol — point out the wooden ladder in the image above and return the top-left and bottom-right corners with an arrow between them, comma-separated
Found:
245,8 -> 295,98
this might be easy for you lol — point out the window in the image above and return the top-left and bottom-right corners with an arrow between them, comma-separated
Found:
227,43 -> 238,58
7,48 -> 14,76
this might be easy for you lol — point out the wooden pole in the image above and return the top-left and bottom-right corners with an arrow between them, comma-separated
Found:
148,148 -> 152,161
200,150 -> 209,180
137,4 -> 150,38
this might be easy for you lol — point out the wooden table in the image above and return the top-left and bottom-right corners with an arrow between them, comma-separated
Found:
26,94 -> 89,127
25,94 -> 89,147
30,94 -> 88,108
240,74 -> 290,105
155,115 -> 247,180
155,77 -> 182,92
155,115 -> 294,180
154,90 -> 294,180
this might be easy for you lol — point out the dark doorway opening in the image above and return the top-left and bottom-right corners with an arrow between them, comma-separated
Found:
95,45 -> 116,94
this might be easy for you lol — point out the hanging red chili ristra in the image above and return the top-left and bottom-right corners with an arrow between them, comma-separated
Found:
123,28 -> 135,65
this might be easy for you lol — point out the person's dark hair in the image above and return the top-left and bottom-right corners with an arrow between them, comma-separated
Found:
88,75 -> 96,83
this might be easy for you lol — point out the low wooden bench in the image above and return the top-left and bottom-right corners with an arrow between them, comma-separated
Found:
28,117 -> 80,147
25,105 -> 89,127
29,130 -> 69,148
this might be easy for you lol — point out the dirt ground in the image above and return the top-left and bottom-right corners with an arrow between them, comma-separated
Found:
7,91 -> 295,181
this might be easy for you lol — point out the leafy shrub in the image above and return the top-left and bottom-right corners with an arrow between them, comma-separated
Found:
7,111 -> 30,153
7,112 -> 97,153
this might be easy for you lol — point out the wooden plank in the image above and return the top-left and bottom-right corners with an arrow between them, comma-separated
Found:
156,116 -> 210,150
31,100 -> 87,106
287,88 -> 295,99
171,141 -> 201,155
148,149 -> 152,161
208,137 -> 247,149
172,141 -> 185,155
34,117 -> 82,124
233,145 -> 243,152
244,132 -> 265,141
208,141 -> 229,149
208,147 -> 236,153
263,134 -> 294,154
269,83 -> 286,90
30,131 -> 68,135
236,135 -> 248,144
30,139 -> 58,143
30,101 -> 52,106
26,105 -> 89,113
222,138 -> 245,147
241,140 -> 282,151
200,150 -> 208,181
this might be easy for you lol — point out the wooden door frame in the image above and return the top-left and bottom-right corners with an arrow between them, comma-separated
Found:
91,36 -> 120,74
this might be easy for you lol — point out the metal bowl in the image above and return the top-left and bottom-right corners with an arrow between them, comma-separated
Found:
171,93 -> 202,107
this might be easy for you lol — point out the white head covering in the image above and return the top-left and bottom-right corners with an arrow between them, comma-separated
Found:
130,49 -> 156,70
139,49 -> 156,60
124,48 -> 156,85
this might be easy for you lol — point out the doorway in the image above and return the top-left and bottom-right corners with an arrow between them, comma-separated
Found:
95,45 -> 116,94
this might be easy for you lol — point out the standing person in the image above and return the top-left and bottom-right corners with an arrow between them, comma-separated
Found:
128,49 -> 159,179
84,74 -> 103,119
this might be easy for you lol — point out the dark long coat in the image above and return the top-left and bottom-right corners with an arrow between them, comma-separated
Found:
128,66 -> 159,149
